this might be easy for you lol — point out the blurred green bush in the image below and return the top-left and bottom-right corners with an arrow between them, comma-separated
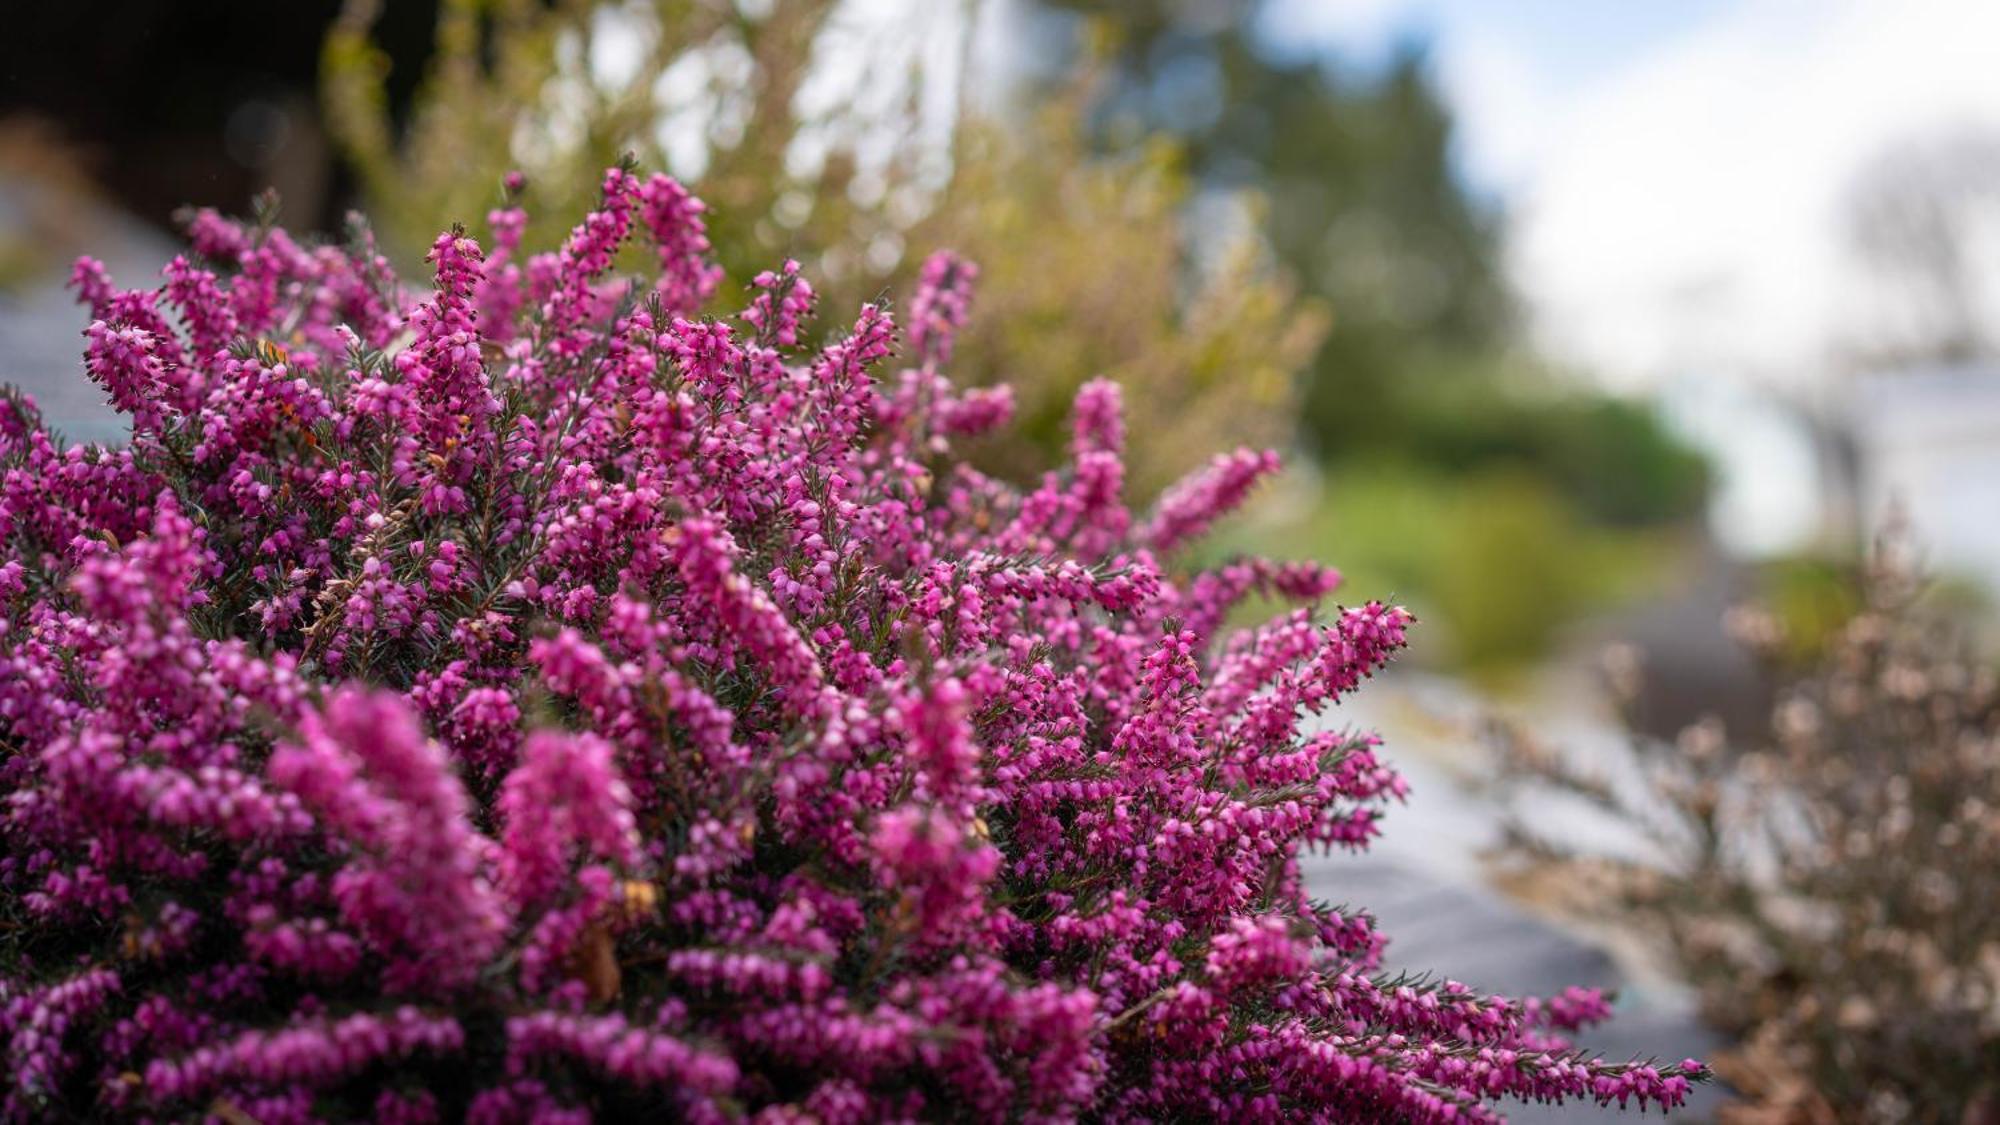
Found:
1366,363 -> 1711,528
1213,461 -> 1680,677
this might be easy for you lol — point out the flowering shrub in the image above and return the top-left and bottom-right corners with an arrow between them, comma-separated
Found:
1494,528 -> 1999,1121
325,0 -> 1321,503
0,166 -> 1701,1122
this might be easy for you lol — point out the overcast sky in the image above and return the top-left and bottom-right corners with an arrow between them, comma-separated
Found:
1261,0 -> 2000,391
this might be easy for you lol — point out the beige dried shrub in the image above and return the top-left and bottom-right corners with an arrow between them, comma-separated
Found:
1495,527 -> 2000,1122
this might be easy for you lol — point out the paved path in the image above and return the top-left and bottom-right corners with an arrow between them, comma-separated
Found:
1305,674 -> 1729,1121
0,168 -> 167,444
1306,851 -> 1727,1122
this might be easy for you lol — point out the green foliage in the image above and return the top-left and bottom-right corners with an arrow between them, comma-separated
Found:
1214,463 -> 1680,676
1360,356 -> 1712,527
913,109 -> 1322,497
324,0 -> 871,281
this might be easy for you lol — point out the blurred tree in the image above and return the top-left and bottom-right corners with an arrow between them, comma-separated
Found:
1048,0 -> 1712,673
1042,3 -> 1509,444
321,0 -> 1319,496
1211,40 -> 1511,443
1841,124 -> 2000,370
1039,2 -> 1706,516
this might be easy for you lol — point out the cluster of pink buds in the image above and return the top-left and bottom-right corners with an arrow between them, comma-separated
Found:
0,161 -> 1702,1121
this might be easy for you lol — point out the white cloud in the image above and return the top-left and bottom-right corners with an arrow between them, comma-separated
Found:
1258,0 -> 1411,53
1429,29 -> 1561,194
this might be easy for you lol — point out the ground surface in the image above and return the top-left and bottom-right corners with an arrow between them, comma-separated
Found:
1312,673 -> 1729,1122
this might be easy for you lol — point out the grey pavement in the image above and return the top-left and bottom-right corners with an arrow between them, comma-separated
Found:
1306,672 -> 1729,1121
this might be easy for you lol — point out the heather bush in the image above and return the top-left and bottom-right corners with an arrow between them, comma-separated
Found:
1495,528 -> 2000,1122
0,166 -> 1701,1121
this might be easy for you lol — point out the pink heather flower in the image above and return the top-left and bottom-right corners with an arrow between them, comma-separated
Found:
401,231 -> 498,445
1071,375 -> 1125,459
162,256 -> 240,362
67,255 -> 118,317
0,164 -> 1702,1122
638,172 -> 723,315
1,968 -> 121,1119
391,228 -> 500,513
474,195 -> 530,343
743,258 -> 816,347
1527,984 -> 1618,1031
908,250 -> 977,365
267,689 -> 506,992
1206,914 -> 1315,997
540,166 -> 641,352
80,321 -> 173,431
666,515 -> 826,714
497,729 -> 641,908
183,206 -> 251,262
505,1010 -> 738,1109
1142,446 -> 1284,553
899,676 -> 984,812
139,1008 -> 463,1102
869,805 -> 999,948
933,383 -> 1015,437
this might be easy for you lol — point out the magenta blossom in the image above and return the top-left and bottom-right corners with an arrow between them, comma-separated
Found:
0,166 -> 1700,1122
